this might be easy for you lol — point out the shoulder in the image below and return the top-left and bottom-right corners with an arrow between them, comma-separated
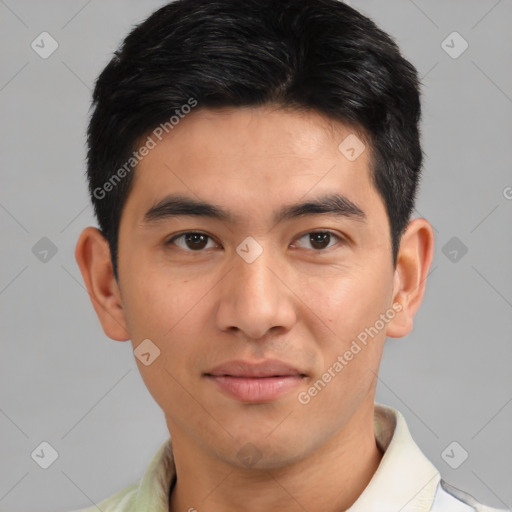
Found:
431,479 -> 509,512
67,481 -> 139,512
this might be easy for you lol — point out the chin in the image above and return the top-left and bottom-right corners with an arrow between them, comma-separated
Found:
219,432 -> 313,471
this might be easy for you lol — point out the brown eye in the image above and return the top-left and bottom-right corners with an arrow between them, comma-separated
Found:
309,232 -> 331,249
168,232 -> 217,251
293,231 -> 342,250
184,233 -> 208,250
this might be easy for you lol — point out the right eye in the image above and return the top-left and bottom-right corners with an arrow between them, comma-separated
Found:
166,231 -> 220,251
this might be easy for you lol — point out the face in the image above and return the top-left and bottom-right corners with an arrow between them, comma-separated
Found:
112,106 -> 401,468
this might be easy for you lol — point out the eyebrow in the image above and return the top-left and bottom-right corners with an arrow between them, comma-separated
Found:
142,193 -> 366,225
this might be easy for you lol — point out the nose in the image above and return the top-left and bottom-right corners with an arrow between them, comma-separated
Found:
215,245 -> 297,340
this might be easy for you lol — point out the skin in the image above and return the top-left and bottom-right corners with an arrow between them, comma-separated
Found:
75,105 -> 434,512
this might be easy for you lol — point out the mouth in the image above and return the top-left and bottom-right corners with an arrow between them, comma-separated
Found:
204,359 -> 307,403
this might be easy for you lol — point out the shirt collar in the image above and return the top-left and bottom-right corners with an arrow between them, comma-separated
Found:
134,403 -> 440,511
347,403 -> 440,512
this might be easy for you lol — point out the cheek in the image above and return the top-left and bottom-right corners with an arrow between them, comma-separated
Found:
124,272 -> 213,378
310,268 -> 388,331
121,260 -> 192,340
299,275 -> 388,416
306,263 -> 392,372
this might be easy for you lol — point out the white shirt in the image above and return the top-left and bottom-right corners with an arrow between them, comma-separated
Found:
71,403 -> 508,512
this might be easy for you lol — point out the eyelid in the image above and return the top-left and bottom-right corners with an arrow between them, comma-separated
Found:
295,228 -> 344,240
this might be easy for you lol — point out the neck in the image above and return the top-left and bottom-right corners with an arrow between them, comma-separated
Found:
168,399 -> 382,512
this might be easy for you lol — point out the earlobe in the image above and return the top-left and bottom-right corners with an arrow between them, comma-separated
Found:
74,227 -> 130,341
386,218 -> 435,338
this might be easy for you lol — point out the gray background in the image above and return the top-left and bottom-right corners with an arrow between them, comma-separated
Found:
0,0 -> 511,510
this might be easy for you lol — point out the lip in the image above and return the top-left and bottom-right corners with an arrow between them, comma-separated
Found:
204,359 -> 307,403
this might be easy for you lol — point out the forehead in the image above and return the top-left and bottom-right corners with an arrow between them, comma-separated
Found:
123,106 -> 383,226
145,106 -> 368,166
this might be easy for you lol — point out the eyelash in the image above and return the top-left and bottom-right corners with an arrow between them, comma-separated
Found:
166,230 -> 344,252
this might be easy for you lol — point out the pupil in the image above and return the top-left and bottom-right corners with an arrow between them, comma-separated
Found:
310,232 -> 330,249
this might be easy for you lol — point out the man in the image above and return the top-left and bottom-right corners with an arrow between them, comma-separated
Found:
73,0 -> 506,510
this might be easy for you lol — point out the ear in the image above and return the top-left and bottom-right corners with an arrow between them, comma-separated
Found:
386,218 -> 435,338
74,227 -> 130,341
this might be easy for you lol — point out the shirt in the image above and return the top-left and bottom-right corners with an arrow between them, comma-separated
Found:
71,403 -> 507,512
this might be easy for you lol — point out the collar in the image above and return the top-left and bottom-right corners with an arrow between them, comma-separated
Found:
134,403 -> 440,511
347,403 -> 440,512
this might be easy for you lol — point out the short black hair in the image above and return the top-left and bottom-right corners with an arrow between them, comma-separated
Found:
86,0 -> 423,279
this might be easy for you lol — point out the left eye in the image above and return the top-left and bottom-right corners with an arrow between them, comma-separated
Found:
292,231 -> 342,250
168,232 -> 218,251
